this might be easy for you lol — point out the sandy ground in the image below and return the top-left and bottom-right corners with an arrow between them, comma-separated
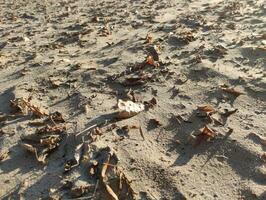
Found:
0,0 -> 266,199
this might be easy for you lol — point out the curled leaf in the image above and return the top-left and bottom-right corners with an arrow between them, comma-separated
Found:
200,125 -> 216,138
221,86 -> 245,96
21,143 -> 47,164
198,105 -> 215,113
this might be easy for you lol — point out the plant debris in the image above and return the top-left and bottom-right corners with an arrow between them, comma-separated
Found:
85,147 -> 136,199
145,33 -> 153,44
21,125 -> 66,164
10,98 -> 48,117
144,97 -> 157,109
221,86 -> 245,96
197,105 -> 215,114
146,55 -> 159,67
0,150 -> 9,162
149,118 -> 162,127
194,125 -> 217,145
117,99 -> 145,119
49,111 -> 65,123
123,76 -> 146,86
71,185 -> 93,198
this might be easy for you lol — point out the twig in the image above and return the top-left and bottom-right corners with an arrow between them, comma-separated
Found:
64,195 -> 94,200
139,126 -> 145,140
93,179 -> 99,197
75,124 -> 97,137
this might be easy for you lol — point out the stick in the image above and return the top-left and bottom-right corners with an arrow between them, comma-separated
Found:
139,126 -> 145,140
75,124 -> 97,137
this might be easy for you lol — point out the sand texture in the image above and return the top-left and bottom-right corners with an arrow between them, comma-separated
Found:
0,0 -> 266,199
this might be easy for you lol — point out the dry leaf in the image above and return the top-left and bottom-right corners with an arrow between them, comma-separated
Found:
145,33 -> 153,44
221,86 -> 244,96
149,118 -> 162,127
198,105 -> 215,113
49,111 -> 65,123
146,55 -> 159,67
221,108 -> 238,117
10,98 -> 48,117
71,185 -> 92,198
144,97 -> 157,109
0,150 -> 9,161
21,125 -> 65,163
117,99 -> 144,119
200,125 -> 216,138
116,168 -> 136,199
21,143 -> 47,164
123,77 -> 146,86
36,125 -> 66,135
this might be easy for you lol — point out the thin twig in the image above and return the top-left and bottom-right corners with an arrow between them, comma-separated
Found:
93,179 -> 99,197
139,126 -> 145,140
76,124 -> 97,137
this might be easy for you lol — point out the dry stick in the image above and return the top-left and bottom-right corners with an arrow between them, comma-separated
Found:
76,118 -> 114,137
93,179 -> 99,197
139,126 -> 145,140
64,196 -> 94,200
75,124 -> 97,137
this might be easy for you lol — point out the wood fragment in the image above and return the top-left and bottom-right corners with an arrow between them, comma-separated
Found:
104,183 -> 119,200
139,126 -> 145,140
101,154 -> 111,178
221,87 -> 245,96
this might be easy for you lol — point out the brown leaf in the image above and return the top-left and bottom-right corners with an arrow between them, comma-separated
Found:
194,125 -> 217,146
36,125 -> 66,135
221,108 -> 238,117
0,150 -> 9,161
144,97 -> 157,109
10,98 -> 48,117
123,77 -> 145,86
149,118 -> 162,127
146,55 -> 159,67
198,105 -> 215,113
21,143 -> 48,164
221,87 -> 245,96
49,111 -> 65,123
145,33 -> 153,44
200,125 -> 216,138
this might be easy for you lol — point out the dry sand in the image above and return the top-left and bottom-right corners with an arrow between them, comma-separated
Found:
0,0 -> 266,199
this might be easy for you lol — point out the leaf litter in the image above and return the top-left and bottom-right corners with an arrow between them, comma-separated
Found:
86,147 -> 136,200
21,125 -> 66,164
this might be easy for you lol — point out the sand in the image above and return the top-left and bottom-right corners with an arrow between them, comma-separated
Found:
0,0 -> 265,199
